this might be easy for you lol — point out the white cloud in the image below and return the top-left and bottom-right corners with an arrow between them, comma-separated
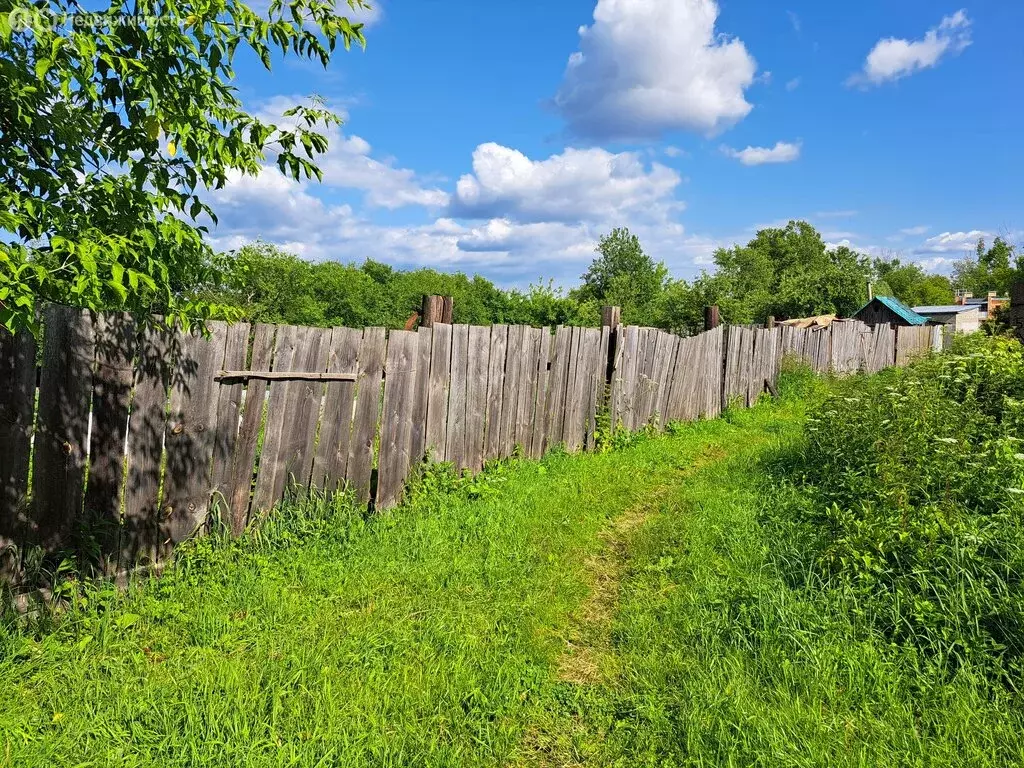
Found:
848,10 -> 972,87
787,10 -> 800,33
663,145 -> 687,158
250,95 -> 447,210
721,141 -> 801,166
351,1 -> 383,28
916,230 -> 989,254
899,225 -> 930,236
450,143 -> 682,223
785,77 -> 801,91
553,0 -> 758,140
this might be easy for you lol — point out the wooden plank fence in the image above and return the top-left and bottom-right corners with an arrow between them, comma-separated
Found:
0,308 -> 940,584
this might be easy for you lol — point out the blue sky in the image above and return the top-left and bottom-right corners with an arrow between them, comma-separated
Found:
208,0 -> 1024,287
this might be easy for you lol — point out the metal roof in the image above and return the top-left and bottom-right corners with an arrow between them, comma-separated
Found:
913,305 -> 979,314
856,295 -> 930,325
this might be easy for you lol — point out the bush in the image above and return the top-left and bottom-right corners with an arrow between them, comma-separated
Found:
767,334 -> 1024,681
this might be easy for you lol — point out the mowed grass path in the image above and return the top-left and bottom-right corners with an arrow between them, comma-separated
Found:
5,376 -> 1021,766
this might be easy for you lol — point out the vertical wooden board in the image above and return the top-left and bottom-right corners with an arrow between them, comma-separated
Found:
252,325 -> 300,515
85,312 -> 137,565
654,334 -> 679,427
465,325 -> 490,472
160,322 -> 228,548
33,306 -> 94,550
560,327 -> 583,450
347,327 -> 387,505
377,331 -> 419,509
544,326 -> 571,449
0,327 -> 37,578
484,325 -> 508,461
275,327 -> 331,495
210,323 -> 249,501
629,329 -> 650,430
614,326 -> 640,430
530,329 -> 553,459
580,329 -> 598,449
409,326 -> 433,468
499,325 -> 524,457
701,327 -> 723,419
122,324 -> 173,565
584,328 -> 607,447
225,324 -> 275,535
311,327 -> 362,492
515,327 -> 541,451
425,323 -> 453,462
667,336 -> 693,422
446,324 -> 470,470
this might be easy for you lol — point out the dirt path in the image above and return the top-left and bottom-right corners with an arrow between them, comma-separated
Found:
521,444 -> 727,766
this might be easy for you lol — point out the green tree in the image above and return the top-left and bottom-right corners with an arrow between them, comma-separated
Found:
684,221 -> 871,326
952,237 -> 1021,298
575,228 -> 667,325
0,0 -> 371,332
873,257 -> 954,307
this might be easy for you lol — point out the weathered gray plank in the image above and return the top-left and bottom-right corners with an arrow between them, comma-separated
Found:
515,327 -> 541,450
465,325 -> 491,472
85,312 -> 136,566
499,325 -> 524,457
311,327 -> 361,492
613,326 -> 640,430
252,324 -> 300,516
161,322 -> 228,548
425,323 -> 453,462
484,325 -> 508,461
584,328 -> 607,448
210,323 -> 249,507
446,324 -> 470,470
225,324 -> 275,535
409,326 -> 433,470
563,327 -> 589,452
653,332 -> 678,427
123,323 -> 173,565
529,329 -> 553,459
33,306 -> 95,550
276,326 -> 331,495
347,327 -> 387,505
0,326 -> 36,579
544,326 -> 571,450
377,331 -> 419,509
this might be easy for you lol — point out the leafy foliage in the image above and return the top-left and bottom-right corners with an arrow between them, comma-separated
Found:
767,334 -> 1024,679
0,0 -> 370,332
953,236 -> 1022,299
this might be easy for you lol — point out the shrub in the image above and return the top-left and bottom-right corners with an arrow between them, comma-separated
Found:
767,334 -> 1024,681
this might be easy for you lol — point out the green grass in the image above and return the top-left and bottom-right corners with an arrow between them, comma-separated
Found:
2,370 -> 1022,766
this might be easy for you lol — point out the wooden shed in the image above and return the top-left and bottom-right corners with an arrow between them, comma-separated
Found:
853,296 -> 931,327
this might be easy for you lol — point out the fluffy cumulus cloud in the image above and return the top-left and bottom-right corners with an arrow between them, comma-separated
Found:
450,143 -> 682,222
249,95 -> 448,210
848,10 -> 972,87
915,230 -> 989,254
553,0 -> 758,140
721,141 -> 801,166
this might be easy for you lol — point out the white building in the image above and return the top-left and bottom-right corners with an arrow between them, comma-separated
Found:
912,305 -> 981,334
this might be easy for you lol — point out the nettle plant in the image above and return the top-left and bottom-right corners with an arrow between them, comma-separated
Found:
774,335 -> 1024,676
0,0 -> 370,333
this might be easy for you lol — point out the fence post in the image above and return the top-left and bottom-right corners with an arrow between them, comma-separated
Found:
765,316 -> 776,329
704,305 -> 720,331
601,305 -> 621,331
421,295 -> 454,327
601,305 -> 621,385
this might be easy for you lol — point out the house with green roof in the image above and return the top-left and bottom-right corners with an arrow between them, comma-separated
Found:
853,296 -> 932,327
